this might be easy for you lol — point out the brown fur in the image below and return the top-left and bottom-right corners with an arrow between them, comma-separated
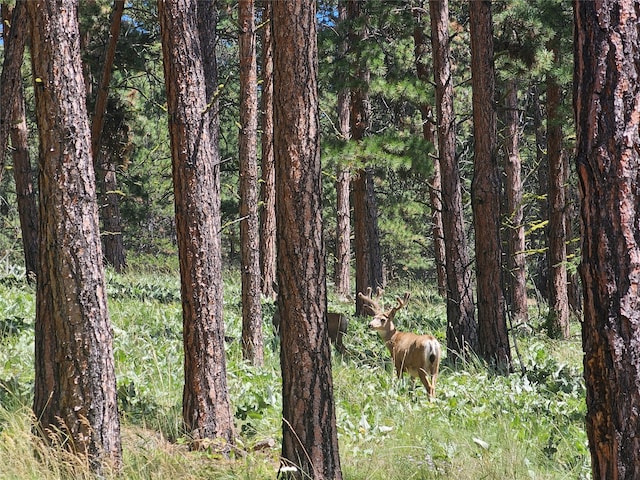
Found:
359,291 -> 441,398
327,312 -> 348,354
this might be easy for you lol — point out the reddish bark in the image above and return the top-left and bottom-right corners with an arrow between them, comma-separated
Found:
575,2 -> 640,477
503,79 -> 528,326
469,0 -> 511,370
239,0 -> 263,365
429,0 -> 477,357
273,1 -> 342,477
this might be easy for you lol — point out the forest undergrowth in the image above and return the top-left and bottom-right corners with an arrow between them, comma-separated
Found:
0,256 -> 590,479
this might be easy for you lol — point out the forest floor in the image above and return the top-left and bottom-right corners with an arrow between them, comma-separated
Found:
0,257 -> 589,479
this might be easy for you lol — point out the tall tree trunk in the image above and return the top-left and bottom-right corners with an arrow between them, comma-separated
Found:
334,148 -> 351,299
273,1 -> 342,478
574,2 -> 640,477
158,0 -> 235,450
531,84 -> 550,302
352,168 -> 384,313
28,0 -> 121,471
413,1 -> 446,297
503,79 -> 528,326
239,0 -> 263,366
1,2 -> 38,280
96,150 -> 127,272
429,0 -> 478,358
348,0 -> 384,315
0,0 -> 27,182
259,0 -> 277,300
9,83 -> 38,280
546,40 -> 570,339
334,0 -> 351,300
91,0 -> 127,272
469,0 -> 511,371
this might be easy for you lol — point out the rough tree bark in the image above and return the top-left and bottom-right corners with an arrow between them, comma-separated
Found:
28,0 -> 121,471
348,0 -> 384,315
239,0 -> 263,365
158,0 -> 235,450
503,79 -> 528,327
546,38 -> 570,339
0,0 -> 27,182
469,0 -> 511,371
574,1 -> 640,478
429,0 -> 478,358
273,1 -> 342,477
1,2 -> 38,280
334,0 -> 351,300
259,0 -> 277,300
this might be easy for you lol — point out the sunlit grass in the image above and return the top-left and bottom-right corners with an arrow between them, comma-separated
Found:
0,263 -> 589,479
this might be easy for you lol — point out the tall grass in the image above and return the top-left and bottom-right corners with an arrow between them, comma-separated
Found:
0,262 -> 589,479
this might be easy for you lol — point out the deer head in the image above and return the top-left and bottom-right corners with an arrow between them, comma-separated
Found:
358,291 -> 411,338
357,286 -> 385,317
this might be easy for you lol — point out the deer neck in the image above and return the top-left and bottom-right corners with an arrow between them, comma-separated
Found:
380,320 -> 398,347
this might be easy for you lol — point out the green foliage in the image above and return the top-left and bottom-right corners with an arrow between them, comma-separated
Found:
0,0 -> 587,475
0,259 -> 589,479
0,0 -> 576,285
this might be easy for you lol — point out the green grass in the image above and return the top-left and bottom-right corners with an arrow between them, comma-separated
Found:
0,262 -> 590,479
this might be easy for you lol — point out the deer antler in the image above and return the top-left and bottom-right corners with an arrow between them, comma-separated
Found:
357,287 -> 384,316
388,292 -> 411,319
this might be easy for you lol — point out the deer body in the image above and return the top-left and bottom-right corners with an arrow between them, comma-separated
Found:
359,290 -> 441,398
373,318 -> 441,397
327,312 -> 348,354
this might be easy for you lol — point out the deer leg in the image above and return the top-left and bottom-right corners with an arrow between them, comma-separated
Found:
418,368 -> 435,398
393,355 -> 404,379
430,370 -> 438,398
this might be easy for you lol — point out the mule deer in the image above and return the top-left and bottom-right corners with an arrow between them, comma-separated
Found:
327,312 -> 348,354
358,290 -> 441,398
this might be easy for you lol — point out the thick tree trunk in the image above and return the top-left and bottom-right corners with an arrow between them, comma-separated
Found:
429,0 -> 478,358
273,1 -> 342,478
413,2 -> 446,297
259,0 -> 277,300
2,2 -> 38,280
159,0 -> 235,449
348,0 -> 384,315
28,0 -> 121,471
503,79 -> 528,327
91,0 -> 127,272
574,2 -> 640,478
352,168 -> 384,313
469,0 -> 511,371
334,0 -> 351,300
546,40 -> 570,339
239,0 -> 263,365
